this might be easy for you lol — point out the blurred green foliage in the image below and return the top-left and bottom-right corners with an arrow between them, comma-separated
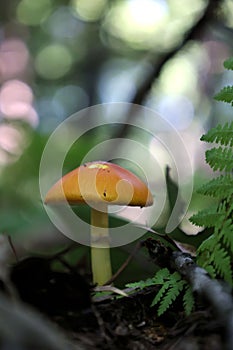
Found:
0,0 -> 233,283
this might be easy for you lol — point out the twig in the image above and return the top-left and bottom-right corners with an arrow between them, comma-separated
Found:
7,235 -> 18,262
104,241 -> 142,285
52,243 -> 78,260
94,285 -> 129,297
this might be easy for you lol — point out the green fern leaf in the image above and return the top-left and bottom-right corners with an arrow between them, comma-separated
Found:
126,268 -> 171,290
205,147 -> 233,172
197,175 -> 233,199
151,281 -> 171,308
190,57 -> 233,287
157,280 -> 185,316
183,285 -> 195,316
190,205 -> 223,228
126,278 -> 156,290
214,86 -> 233,104
223,57 -> 233,70
152,268 -> 170,284
202,264 -> 217,278
200,122 -> 233,146
218,218 -> 233,251
212,243 -> 232,284
168,271 -> 183,284
222,229 -> 233,253
197,235 -> 216,255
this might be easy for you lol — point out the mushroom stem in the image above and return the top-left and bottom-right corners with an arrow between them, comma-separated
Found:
90,206 -> 112,285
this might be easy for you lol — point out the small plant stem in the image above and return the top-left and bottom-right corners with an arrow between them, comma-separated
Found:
91,205 -> 112,285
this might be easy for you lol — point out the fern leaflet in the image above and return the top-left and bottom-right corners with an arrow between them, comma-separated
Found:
183,285 -> 195,316
223,57 -> 233,70
219,218 -> 233,252
152,268 -> 171,284
127,268 -> 195,316
214,86 -> 233,105
212,243 -> 232,284
190,205 -> 223,228
126,268 -> 171,290
156,280 -> 185,316
205,147 -> 233,172
200,122 -> 233,146
150,281 -> 171,309
197,174 -> 233,199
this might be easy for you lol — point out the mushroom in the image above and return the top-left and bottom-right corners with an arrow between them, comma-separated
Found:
45,161 -> 153,285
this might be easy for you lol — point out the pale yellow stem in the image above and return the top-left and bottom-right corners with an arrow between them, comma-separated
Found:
90,206 -> 112,285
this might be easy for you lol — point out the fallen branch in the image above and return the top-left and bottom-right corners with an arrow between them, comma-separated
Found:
143,238 -> 233,350
171,251 -> 233,350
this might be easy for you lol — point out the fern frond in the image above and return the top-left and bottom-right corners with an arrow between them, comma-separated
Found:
157,280 -> 185,316
197,175 -> 233,199
126,268 -> 171,290
214,86 -> 233,104
224,57 -> 233,70
151,281 -> 171,308
152,268 -> 170,284
126,278 -> 156,290
197,235 -> 216,255
218,217 -> 233,252
192,56 -> 233,286
151,272 -> 185,315
201,263 -> 217,278
190,205 -> 223,228
183,285 -> 195,316
205,147 -> 233,172
200,122 -> 233,146
212,243 -> 232,284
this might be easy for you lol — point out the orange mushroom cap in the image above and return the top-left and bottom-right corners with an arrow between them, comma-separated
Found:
45,161 -> 153,207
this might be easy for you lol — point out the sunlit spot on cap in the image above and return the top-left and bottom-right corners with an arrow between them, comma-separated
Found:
88,163 -> 109,169
0,80 -> 39,127
0,39 -> 29,81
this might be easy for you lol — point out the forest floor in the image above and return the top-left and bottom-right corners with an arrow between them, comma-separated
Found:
2,250 -> 227,350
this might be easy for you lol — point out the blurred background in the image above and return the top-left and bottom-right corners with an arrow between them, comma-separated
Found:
0,0 -> 232,283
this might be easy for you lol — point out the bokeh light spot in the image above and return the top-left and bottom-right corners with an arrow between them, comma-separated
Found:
17,0 -> 52,26
72,0 -> 107,22
44,6 -> 83,39
104,0 -> 168,49
0,80 -> 38,127
0,124 -> 29,166
157,95 -> 194,129
159,57 -> 197,96
35,44 -> 73,80
0,125 -> 24,155
0,39 -> 29,82
52,85 -> 89,117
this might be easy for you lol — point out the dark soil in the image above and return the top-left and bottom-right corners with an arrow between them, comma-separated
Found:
2,253 -> 226,350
